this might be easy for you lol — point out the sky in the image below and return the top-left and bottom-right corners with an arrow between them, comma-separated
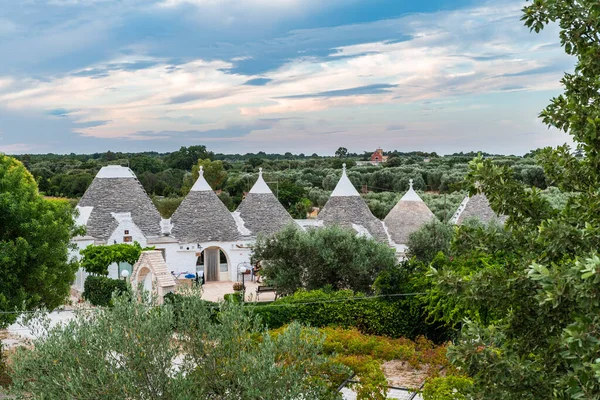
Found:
0,0 -> 575,155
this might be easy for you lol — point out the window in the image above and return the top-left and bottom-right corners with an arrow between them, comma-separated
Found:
123,236 -> 132,243
124,230 -> 129,235
220,250 -> 228,272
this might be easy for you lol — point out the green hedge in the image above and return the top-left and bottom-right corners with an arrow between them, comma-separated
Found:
247,289 -> 450,342
224,293 -> 243,303
83,276 -> 128,306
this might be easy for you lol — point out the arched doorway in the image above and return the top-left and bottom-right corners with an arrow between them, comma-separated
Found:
196,247 -> 230,282
136,266 -> 153,301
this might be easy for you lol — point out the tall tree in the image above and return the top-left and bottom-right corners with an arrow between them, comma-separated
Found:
0,155 -> 79,328
430,2 -> 600,398
335,147 -> 348,158
165,145 -> 212,171
187,158 -> 228,191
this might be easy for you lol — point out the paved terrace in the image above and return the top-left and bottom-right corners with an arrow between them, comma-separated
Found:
177,280 -> 277,303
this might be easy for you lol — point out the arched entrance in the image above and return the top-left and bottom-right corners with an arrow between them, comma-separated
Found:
136,266 -> 153,301
196,247 -> 230,282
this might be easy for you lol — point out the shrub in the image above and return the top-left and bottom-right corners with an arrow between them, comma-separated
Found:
232,282 -> 244,291
224,293 -> 243,303
406,220 -> 455,264
249,289 -> 449,342
8,293 -> 345,399
422,375 -> 474,400
254,225 -> 398,296
83,276 -> 128,306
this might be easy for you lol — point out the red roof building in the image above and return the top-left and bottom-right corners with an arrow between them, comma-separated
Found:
370,148 -> 388,163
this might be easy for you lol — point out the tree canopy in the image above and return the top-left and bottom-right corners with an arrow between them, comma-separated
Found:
79,242 -> 146,275
254,225 -> 397,295
0,155 -> 79,327
428,2 -> 600,397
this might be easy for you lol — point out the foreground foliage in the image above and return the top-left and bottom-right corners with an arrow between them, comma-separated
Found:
9,292 -> 346,400
0,155 -> 79,328
428,2 -> 600,398
273,325 -> 453,400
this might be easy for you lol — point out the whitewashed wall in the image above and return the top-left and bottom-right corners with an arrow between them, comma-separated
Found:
71,237 -> 95,292
107,214 -> 148,247
154,240 -> 254,282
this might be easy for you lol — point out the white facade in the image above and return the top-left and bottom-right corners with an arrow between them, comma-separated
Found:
149,238 -> 254,282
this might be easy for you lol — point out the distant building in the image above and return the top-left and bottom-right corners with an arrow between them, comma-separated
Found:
356,148 -> 389,166
370,148 -> 389,164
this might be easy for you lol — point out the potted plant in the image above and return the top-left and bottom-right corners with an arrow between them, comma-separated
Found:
232,282 -> 244,292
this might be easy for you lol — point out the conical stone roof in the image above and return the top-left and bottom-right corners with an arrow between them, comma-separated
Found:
235,168 -> 294,237
318,164 -> 388,241
77,165 -> 161,241
384,179 -> 436,245
450,193 -> 508,225
170,167 -> 240,243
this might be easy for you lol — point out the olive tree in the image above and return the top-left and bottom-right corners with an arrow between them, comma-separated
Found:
9,291 -> 346,399
254,225 -> 397,295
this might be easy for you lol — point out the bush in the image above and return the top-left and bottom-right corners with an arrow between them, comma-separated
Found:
406,220 -> 455,264
254,225 -> 398,296
422,375 -> 474,400
249,289 -> 449,342
224,293 -> 243,303
83,276 -> 128,306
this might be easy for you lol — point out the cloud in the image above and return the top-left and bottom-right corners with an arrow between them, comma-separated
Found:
387,124 -> 406,131
278,84 -> 398,99
0,0 -> 575,154
244,78 -> 272,86
0,143 -> 34,153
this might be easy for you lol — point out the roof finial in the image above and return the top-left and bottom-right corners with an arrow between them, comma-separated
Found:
342,163 -> 346,173
258,167 -> 263,177
409,178 -> 414,189
199,166 -> 204,176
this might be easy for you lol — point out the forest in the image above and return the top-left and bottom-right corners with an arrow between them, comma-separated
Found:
13,146 -> 560,221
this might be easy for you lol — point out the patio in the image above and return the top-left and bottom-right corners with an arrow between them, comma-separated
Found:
177,280 -> 277,303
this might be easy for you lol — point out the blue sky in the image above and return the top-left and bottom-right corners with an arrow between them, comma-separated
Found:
0,0 -> 573,155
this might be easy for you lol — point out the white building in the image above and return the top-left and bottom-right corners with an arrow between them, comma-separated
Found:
383,179 -> 437,255
72,164 -> 489,291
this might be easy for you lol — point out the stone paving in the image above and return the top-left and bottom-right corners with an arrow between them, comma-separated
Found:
198,280 -> 277,303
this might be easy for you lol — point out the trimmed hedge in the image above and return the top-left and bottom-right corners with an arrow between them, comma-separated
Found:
248,289 -> 450,342
224,293 -> 243,303
83,276 -> 128,306
164,289 -> 450,342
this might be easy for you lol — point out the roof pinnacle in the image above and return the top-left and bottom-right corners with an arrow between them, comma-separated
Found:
409,178 -> 414,189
